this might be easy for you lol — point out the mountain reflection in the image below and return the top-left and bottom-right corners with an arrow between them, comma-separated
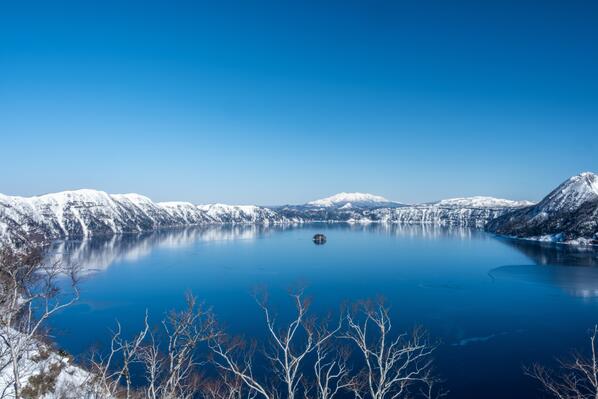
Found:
500,237 -> 598,267
47,225 -> 277,274
312,222 -> 485,240
492,238 -> 598,298
47,223 -> 598,300
48,223 -> 482,273
490,264 -> 598,298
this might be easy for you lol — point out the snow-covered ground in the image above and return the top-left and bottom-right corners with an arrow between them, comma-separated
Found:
0,327 -> 95,399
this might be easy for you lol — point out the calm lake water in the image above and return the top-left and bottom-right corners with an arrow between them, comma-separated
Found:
49,224 -> 598,398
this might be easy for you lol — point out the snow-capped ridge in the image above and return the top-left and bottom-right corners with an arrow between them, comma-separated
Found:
0,190 -> 292,248
308,192 -> 400,208
566,172 -> 598,196
434,196 -> 534,209
486,172 -> 598,245
157,201 -> 196,207
536,171 -> 598,213
2,172 -> 596,249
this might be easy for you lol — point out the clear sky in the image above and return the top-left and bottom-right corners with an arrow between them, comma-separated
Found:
1,1 -> 597,205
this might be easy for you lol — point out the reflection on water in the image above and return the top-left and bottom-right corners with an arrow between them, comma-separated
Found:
48,224 -> 598,298
491,238 -> 598,298
44,223 -> 598,399
490,264 -> 598,298
49,224 -> 598,273
47,225 -> 276,273
500,237 -> 598,267
48,223 -> 485,274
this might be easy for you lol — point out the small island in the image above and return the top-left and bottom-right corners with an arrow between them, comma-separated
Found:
313,233 -> 327,245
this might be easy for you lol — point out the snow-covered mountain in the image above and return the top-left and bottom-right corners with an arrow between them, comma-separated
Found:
0,190 -> 293,249
362,197 -> 531,227
486,172 -> 598,244
274,193 -> 532,227
307,192 -> 404,208
6,176 -> 596,250
196,203 -> 291,224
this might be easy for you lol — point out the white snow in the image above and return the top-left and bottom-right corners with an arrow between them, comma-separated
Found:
434,196 -> 534,208
544,172 -> 598,212
1,173 -> 595,249
0,190 -> 292,248
308,192 -> 397,207
0,327 -> 96,399
196,203 -> 281,224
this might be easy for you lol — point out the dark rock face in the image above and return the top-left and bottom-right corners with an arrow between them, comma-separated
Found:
486,173 -> 598,243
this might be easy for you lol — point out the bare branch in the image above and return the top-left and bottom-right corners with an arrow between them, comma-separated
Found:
526,325 -> 598,399
341,300 -> 441,399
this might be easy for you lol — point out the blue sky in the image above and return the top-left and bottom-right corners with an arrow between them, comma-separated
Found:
1,1 -> 597,204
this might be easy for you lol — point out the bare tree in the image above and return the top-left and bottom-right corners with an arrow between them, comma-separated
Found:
87,293 -> 215,399
141,294 -> 217,399
208,292 -> 442,399
313,339 -> 352,399
200,372 -> 247,399
209,290 -> 342,399
341,300 -> 443,399
87,314 -> 150,399
208,333 -> 272,399
526,325 -> 598,399
0,244 -> 80,398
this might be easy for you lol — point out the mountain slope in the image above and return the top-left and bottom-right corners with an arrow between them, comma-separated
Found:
0,190 -> 291,249
11,181 -> 594,250
486,172 -> 598,244
364,196 -> 531,227
275,194 -> 531,226
433,196 -> 534,208
196,203 -> 293,224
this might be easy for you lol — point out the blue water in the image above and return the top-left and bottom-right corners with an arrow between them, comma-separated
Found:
48,224 -> 598,398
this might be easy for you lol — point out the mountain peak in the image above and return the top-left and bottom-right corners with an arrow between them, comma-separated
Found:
571,172 -> 598,195
307,192 -> 400,208
555,172 -> 598,198
529,171 -> 598,214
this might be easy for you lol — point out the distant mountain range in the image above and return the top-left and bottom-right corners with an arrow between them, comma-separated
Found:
305,192 -> 405,208
1,172 -> 597,249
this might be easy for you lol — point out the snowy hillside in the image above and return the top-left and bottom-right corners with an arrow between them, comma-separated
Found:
366,205 -> 516,227
6,176 -> 596,249
434,196 -> 534,208
486,172 -> 598,244
197,203 -> 292,224
275,193 -> 533,227
0,190 -> 293,249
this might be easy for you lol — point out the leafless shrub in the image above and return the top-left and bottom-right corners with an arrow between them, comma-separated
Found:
208,292 -> 442,399
87,293 -> 216,399
526,325 -> 598,399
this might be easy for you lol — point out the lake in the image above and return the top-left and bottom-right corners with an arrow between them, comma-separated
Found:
48,223 -> 598,398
